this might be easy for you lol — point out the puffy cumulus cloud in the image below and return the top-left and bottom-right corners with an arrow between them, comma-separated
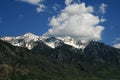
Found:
17,0 -> 46,13
99,3 -> 108,14
45,2 -> 105,40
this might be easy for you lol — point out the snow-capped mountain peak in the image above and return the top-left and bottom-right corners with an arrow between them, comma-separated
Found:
1,33 -> 90,50
21,32 -> 39,41
1,33 -> 40,49
22,32 -> 37,37
57,36 -> 89,49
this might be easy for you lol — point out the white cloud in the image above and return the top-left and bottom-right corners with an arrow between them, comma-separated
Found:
17,0 -> 46,13
18,0 -> 42,5
52,3 -> 60,11
65,0 -> 81,5
45,2 -> 105,40
113,44 -> 120,49
36,4 -> 46,13
100,18 -> 106,22
65,0 -> 73,5
99,3 -> 108,14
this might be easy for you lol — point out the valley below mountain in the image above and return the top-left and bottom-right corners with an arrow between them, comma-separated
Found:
0,33 -> 120,80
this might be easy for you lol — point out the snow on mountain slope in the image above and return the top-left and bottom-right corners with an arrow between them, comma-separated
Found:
42,36 -> 62,48
1,33 -> 39,49
1,33 -> 90,49
1,33 -> 39,41
59,36 -> 90,49
21,32 -> 39,41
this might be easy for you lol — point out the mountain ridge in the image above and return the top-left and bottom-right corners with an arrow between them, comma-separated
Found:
1,33 -> 90,49
0,35 -> 120,80
0,38 -> 120,80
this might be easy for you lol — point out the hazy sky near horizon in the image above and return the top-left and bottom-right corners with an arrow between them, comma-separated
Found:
0,0 -> 120,47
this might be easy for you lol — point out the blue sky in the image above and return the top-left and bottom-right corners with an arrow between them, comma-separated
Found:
0,0 -> 120,47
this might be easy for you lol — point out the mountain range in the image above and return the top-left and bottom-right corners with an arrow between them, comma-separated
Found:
0,33 -> 120,80
1,33 -> 90,49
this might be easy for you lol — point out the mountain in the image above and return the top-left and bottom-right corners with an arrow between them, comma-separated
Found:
1,33 -> 120,80
1,33 -> 89,49
1,33 -> 39,49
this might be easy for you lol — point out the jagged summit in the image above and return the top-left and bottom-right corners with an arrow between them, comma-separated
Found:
21,32 -> 39,41
22,32 -> 37,37
1,32 -> 90,49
